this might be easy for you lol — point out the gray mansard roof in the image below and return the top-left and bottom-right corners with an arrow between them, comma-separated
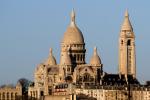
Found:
101,74 -> 139,86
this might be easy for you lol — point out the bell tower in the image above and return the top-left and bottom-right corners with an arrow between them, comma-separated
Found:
119,10 -> 136,78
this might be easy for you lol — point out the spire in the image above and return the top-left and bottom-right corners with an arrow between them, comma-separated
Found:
44,48 -> 57,65
94,46 -> 98,55
49,48 -> 52,56
70,9 -> 76,27
125,9 -> 129,17
119,10 -> 136,78
121,10 -> 133,31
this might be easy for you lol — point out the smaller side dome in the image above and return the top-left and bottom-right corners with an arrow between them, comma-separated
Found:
90,47 -> 101,66
60,50 -> 72,65
45,48 -> 57,65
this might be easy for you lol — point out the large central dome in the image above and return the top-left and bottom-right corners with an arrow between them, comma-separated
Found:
62,10 -> 84,44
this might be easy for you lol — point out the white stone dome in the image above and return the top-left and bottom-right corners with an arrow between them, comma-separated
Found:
62,9 -> 84,45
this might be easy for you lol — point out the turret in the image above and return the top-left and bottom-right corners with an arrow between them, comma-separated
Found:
119,10 -> 136,78
90,47 -> 102,66
44,48 -> 57,66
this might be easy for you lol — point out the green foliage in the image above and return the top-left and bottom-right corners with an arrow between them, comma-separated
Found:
17,78 -> 32,95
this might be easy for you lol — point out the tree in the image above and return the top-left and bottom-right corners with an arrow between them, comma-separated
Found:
17,78 -> 32,95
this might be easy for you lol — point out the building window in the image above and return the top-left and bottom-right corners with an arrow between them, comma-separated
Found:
127,48 -> 132,74
7,93 -> 9,100
121,40 -> 123,45
40,91 -> 44,96
81,55 -> 83,61
2,93 -> 5,100
11,93 -> 13,99
30,91 -> 32,97
83,55 -> 85,61
67,67 -> 70,71
15,93 -> 17,99
127,40 -> 131,46
77,54 -> 79,61
0,93 -> 1,100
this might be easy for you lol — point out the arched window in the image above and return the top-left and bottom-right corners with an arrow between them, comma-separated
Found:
40,91 -> 44,96
82,55 -> 84,61
127,40 -> 131,46
0,93 -> 1,100
11,93 -> 13,99
30,91 -> 32,97
121,40 -> 123,45
77,54 -> 79,61
74,55 -> 76,61
7,92 -> 9,100
80,55 -> 83,61
2,92 -> 5,100
83,73 -> 91,82
15,93 -> 17,99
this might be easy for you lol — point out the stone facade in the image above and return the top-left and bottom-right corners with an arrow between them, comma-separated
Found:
0,82 -> 22,100
119,10 -> 136,78
52,83 -> 150,100
28,10 -> 103,100
28,10 -> 149,100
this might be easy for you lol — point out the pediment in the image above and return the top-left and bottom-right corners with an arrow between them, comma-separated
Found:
79,66 -> 94,76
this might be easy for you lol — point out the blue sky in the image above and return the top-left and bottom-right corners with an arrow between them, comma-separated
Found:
0,0 -> 150,85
